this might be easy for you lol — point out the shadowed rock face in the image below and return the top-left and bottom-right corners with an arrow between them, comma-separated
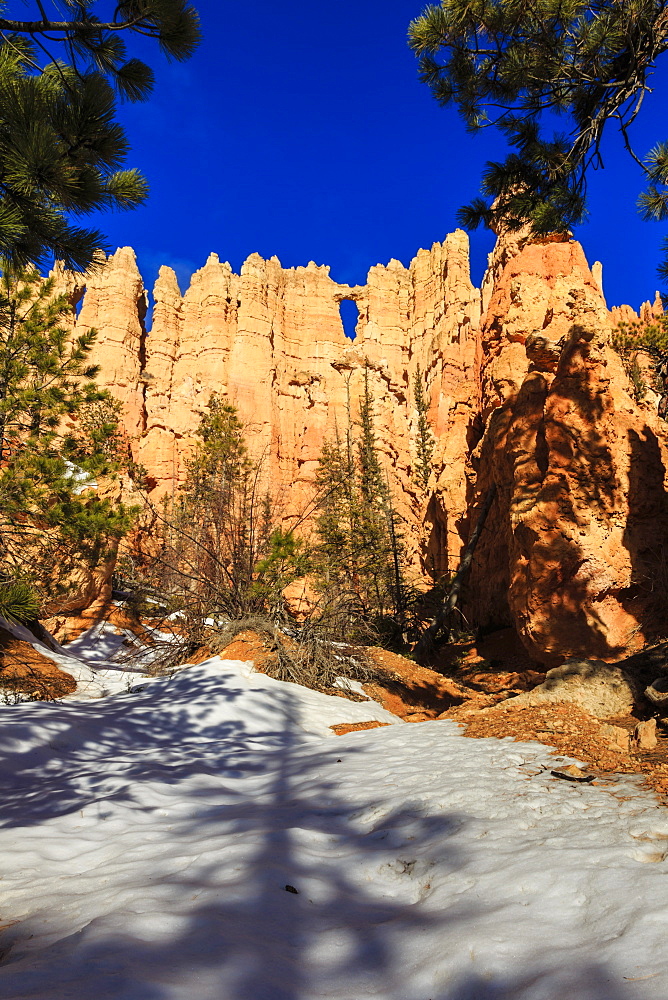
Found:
470,236 -> 668,664
59,231 -> 668,665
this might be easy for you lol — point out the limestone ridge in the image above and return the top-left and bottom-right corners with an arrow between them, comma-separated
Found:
61,231 -> 668,665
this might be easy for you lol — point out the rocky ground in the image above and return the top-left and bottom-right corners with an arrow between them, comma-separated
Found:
0,630 -> 77,701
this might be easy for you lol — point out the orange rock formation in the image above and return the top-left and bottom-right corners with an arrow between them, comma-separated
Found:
64,230 -> 668,665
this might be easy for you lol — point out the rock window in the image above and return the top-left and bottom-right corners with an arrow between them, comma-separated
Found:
339,298 -> 359,341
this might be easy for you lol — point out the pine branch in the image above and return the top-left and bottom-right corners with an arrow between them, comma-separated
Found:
409,0 -> 668,274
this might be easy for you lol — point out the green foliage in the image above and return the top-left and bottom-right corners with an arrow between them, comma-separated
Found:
413,365 -> 434,491
314,367 -> 412,639
409,0 -> 668,272
315,439 -> 357,581
0,264 -> 134,610
138,396 -> 309,626
613,315 -> 668,363
0,266 -> 101,457
0,2 -> 200,269
612,314 -> 668,406
254,529 -> 311,600
0,578 -> 39,624
185,395 -> 251,506
616,316 -> 668,361
626,355 -> 648,403
68,395 -> 129,466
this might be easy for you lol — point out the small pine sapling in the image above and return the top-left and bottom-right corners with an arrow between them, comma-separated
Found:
413,366 -> 434,491
612,315 -> 668,409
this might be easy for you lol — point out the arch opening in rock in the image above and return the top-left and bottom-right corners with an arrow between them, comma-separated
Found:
339,298 -> 359,341
69,284 -> 85,316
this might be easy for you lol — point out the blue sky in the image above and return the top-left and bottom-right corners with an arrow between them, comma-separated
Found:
82,0 -> 668,311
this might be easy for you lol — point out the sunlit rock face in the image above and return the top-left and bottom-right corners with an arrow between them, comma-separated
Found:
62,231 -> 668,664
70,233 -> 481,587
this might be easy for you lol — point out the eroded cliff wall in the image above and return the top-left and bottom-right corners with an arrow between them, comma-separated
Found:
470,235 -> 668,664
73,232 -> 481,581
65,231 -> 668,664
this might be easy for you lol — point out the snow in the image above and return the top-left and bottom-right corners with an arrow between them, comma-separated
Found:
2,631 -> 668,998
62,460 -> 97,495
0,616 -> 144,699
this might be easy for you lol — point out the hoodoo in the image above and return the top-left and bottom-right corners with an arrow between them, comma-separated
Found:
61,228 -> 668,665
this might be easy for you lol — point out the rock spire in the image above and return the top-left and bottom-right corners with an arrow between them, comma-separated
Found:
67,231 -> 668,665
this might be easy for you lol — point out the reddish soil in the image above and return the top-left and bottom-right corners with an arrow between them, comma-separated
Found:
330,722 -> 391,735
362,646 -> 467,719
357,630 -> 668,806
0,628 -> 76,700
443,699 -> 668,802
214,630 -> 271,667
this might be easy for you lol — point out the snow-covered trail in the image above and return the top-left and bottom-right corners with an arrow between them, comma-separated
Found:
1,649 -> 668,999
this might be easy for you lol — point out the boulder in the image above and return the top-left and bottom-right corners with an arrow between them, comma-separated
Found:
632,718 -> 658,750
499,658 -> 639,719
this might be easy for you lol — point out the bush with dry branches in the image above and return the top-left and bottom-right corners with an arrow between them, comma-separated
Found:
118,397 -> 387,689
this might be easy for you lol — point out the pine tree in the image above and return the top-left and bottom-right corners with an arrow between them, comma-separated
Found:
413,365 -> 434,492
613,313 -> 668,406
315,366 -> 411,637
144,396 -> 308,624
0,1 -> 200,270
356,365 -> 396,614
0,264 -> 134,619
408,0 -> 668,275
180,396 -> 264,609
314,426 -> 362,597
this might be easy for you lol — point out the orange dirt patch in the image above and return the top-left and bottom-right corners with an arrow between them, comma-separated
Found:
444,701 -> 641,772
330,721 -> 391,735
182,644 -> 222,665
435,657 -> 668,805
362,646 -> 466,719
0,628 -> 76,700
214,630 -> 275,670
346,630 -> 668,808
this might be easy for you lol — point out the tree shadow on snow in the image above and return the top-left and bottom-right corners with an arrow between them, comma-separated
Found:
440,963 -> 635,1000
0,667 -> 262,827
0,678 -> 468,999
0,674 -> 647,1000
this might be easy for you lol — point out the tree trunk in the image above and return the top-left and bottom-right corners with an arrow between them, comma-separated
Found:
414,483 -> 497,663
